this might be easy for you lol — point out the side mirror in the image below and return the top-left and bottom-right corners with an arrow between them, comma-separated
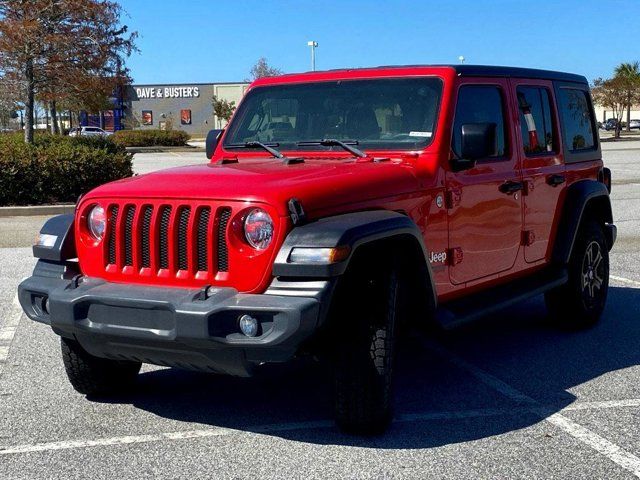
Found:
205,129 -> 224,159
451,122 -> 497,172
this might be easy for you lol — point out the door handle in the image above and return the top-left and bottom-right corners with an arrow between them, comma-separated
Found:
499,180 -> 524,194
547,174 -> 566,187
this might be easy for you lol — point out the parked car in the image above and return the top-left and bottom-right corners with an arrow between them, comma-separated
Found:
601,118 -> 619,131
19,65 -> 616,434
629,119 -> 640,130
68,126 -> 112,137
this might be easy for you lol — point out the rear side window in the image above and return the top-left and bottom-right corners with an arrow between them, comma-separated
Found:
452,85 -> 507,159
517,87 -> 556,155
558,88 -> 596,151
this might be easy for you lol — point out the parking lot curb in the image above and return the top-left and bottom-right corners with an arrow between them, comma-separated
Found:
0,204 -> 75,218
125,146 -> 205,154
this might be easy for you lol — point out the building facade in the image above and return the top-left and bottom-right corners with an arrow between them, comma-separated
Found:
124,82 -> 248,137
594,104 -> 640,124
80,82 -> 248,137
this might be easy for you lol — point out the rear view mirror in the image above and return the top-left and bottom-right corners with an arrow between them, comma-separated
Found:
451,122 -> 497,172
205,129 -> 224,159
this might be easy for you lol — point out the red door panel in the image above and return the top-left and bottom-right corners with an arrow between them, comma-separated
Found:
446,79 -> 523,285
510,79 -> 565,263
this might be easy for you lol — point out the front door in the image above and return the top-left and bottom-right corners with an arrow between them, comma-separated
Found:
447,80 -> 523,285
510,79 -> 565,263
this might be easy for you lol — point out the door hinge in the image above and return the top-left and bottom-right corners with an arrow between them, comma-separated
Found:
521,230 -> 536,246
448,247 -> 464,266
445,189 -> 461,209
523,180 -> 534,196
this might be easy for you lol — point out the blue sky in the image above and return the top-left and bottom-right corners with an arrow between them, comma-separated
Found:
119,0 -> 637,85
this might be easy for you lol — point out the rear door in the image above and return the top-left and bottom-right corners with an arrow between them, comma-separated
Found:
510,79 -> 565,263
446,79 -> 523,285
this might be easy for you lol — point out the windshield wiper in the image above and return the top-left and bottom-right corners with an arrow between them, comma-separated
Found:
296,139 -> 367,158
226,141 -> 284,159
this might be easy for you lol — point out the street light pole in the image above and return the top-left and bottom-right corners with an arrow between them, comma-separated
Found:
307,41 -> 318,71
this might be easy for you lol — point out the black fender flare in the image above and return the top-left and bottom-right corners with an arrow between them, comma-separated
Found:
33,214 -> 76,262
271,210 -> 438,325
272,209 -> 436,305
552,180 -> 615,265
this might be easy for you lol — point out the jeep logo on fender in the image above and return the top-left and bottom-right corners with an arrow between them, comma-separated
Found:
429,251 -> 447,264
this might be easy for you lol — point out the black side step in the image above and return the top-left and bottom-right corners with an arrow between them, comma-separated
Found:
436,267 -> 568,330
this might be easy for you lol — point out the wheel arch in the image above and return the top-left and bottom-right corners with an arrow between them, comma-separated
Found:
33,214 -> 76,262
271,210 -> 438,325
552,180 -> 615,265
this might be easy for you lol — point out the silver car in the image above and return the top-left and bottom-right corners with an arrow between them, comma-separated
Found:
629,119 -> 640,130
68,126 -> 112,137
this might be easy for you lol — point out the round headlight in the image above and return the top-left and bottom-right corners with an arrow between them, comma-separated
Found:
87,205 -> 107,241
243,208 -> 274,250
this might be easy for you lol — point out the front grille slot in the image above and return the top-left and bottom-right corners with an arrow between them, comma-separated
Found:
158,206 -> 172,270
108,205 -> 119,265
217,208 -> 231,272
140,206 -> 153,268
124,206 -> 136,266
196,208 -> 211,272
177,207 -> 191,271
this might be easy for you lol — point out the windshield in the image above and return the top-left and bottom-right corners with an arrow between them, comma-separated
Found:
224,77 -> 443,152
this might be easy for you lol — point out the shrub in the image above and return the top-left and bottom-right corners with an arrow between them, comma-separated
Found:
0,133 -> 133,206
112,129 -> 190,147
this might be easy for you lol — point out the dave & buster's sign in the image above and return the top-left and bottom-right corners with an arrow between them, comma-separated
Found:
135,86 -> 201,100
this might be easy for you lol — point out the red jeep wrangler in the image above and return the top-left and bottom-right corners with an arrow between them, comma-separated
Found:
19,65 -> 616,434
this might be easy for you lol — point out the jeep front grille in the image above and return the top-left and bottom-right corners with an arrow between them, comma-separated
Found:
104,202 -> 232,279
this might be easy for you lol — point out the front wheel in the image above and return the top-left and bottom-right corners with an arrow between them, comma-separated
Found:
333,267 -> 400,435
61,337 -> 141,396
545,220 -> 609,328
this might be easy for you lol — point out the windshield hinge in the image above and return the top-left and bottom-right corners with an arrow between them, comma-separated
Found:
288,198 -> 307,225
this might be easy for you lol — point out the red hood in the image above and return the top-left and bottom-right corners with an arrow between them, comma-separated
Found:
83,157 -> 421,217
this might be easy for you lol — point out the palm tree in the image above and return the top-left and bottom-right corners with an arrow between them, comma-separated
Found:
614,62 -> 640,131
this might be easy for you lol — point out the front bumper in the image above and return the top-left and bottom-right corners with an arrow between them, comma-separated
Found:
18,274 -> 321,377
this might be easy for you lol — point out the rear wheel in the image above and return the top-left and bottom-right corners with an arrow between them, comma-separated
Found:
333,265 -> 400,435
545,220 -> 609,328
61,337 -> 141,396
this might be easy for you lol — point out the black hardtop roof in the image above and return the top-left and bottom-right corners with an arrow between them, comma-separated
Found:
303,64 -> 588,85
451,65 -> 588,84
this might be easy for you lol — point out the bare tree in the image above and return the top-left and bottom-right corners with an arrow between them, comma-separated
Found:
0,0 -> 137,143
248,57 -> 283,81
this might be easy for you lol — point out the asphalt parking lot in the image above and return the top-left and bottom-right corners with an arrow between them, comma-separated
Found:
1,142 -> 639,479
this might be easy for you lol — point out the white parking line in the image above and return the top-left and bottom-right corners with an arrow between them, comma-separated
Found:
0,294 -> 23,376
3,400 -> 640,457
611,275 -> 640,287
563,399 -> 640,411
0,407 -> 536,456
425,341 -> 640,478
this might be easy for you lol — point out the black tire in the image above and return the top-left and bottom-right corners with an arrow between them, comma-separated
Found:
333,266 -> 399,435
545,219 -> 609,328
61,337 -> 141,396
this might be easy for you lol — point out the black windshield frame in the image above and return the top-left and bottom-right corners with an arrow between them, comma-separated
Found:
223,77 -> 444,153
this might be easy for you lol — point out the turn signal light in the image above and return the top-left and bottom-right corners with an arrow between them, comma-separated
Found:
288,246 -> 351,264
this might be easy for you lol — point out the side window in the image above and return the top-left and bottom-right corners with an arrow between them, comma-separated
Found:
452,85 -> 507,159
558,88 -> 596,151
517,87 -> 556,155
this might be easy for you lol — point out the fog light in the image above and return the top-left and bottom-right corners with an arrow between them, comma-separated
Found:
239,314 -> 259,337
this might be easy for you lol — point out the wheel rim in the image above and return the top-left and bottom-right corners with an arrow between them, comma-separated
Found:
581,240 -> 605,304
